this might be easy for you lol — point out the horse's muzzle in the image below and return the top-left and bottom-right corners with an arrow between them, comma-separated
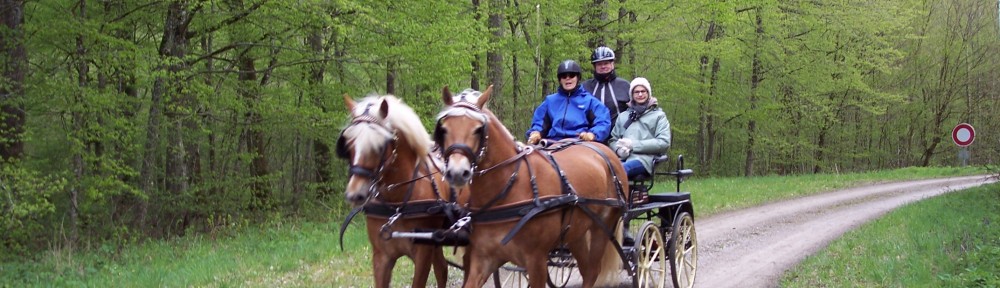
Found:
443,167 -> 473,188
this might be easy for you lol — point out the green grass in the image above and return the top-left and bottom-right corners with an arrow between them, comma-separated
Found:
0,221 -> 380,287
0,166 -> 989,287
781,183 -> 1000,287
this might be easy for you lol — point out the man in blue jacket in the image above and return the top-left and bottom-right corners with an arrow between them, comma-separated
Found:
526,60 -> 612,145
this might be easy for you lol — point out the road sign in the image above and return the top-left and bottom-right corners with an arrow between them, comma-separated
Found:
952,123 -> 975,147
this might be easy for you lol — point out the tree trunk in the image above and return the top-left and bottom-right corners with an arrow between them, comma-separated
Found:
584,0 -> 607,48
0,0 -> 26,161
470,0 -> 482,90
386,59 -> 396,95
308,28 -> 333,200
142,0 -> 193,234
487,0 -> 504,117
745,8 -> 764,177
698,20 -> 720,173
68,0 -> 90,246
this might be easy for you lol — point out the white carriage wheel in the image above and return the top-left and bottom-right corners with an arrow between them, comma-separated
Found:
635,221 -> 667,288
668,212 -> 698,288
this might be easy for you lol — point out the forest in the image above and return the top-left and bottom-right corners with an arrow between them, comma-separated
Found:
1,0 -> 998,255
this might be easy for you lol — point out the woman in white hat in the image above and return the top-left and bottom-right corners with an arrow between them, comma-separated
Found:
609,77 -> 671,179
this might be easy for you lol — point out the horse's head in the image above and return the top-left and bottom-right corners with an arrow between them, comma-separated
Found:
337,94 -> 397,206
433,86 -> 493,188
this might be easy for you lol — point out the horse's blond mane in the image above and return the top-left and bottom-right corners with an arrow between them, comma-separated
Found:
347,94 -> 432,158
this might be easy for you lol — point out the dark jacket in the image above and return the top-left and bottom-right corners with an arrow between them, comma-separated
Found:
582,73 -> 631,123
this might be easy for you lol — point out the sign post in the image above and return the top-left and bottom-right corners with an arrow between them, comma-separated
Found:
952,123 -> 975,166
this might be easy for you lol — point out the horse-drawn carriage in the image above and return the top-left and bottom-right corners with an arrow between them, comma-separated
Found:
337,86 -> 697,288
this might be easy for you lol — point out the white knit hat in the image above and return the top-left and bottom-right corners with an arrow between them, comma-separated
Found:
629,77 -> 653,103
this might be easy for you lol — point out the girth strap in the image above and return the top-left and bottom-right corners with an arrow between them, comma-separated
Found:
498,194 -> 579,244
362,199 -> 450,218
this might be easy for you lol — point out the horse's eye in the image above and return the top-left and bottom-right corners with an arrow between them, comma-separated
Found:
434,127 -> 447,144
474,126 -> 485,135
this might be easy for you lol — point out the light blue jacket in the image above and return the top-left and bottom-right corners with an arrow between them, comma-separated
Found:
609,105 -> 671,174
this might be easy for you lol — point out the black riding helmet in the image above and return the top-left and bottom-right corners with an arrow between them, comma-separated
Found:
557,60 -> 582,78
557,60 -> 582,94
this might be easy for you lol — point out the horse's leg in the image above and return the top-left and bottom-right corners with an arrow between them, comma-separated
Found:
569,230 -> 599,287
410,245 -> 433,287
432,246 -> 448,288
524,252 -> 552,288
461,250 -> 499,288
574,207 -> 622,288
595,213 -> 625,287
371,250 -> 397,288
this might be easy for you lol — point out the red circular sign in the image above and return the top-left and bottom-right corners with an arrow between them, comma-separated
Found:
952,123 -> 975,147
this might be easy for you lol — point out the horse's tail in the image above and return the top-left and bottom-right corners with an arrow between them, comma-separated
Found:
595,220 -> 624,287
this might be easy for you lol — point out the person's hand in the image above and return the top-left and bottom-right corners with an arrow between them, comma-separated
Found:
616,138 -> 633,150
616,146 -> 632,159
528,131 -> 541,145
579,132 -> 596,141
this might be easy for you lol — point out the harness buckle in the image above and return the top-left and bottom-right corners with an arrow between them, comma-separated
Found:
449,215 -> 471,230
379,212 -> 403,240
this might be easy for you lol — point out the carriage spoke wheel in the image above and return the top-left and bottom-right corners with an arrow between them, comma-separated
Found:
547,246 -> 575,288
668,212 -> 698,288
634,221 -> 667,288
493,264 -> 529,287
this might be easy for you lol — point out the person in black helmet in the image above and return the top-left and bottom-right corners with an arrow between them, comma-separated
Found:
525,59 -> 611,145
582,46 -> 631,126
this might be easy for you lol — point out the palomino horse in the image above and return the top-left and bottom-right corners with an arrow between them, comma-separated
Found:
337,94 -> 455,288
433,86 -> 629,288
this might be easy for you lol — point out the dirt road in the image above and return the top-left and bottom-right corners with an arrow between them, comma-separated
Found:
671,175 -> 994,288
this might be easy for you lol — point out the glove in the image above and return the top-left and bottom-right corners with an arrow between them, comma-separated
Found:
616,146 -> 632,159
528,131 -> 541,145
616,138 -> 633,150
579,132 -> 595,141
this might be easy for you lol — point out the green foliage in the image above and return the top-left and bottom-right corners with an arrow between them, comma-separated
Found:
0,162 -> 63,256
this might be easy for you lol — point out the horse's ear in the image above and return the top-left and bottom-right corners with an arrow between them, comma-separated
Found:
442,86 -> 453,106
378,98 -> 390,119
343,94 -> 355,112
477,85 -> 494,108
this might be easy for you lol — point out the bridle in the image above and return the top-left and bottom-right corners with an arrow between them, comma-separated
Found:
434,101 -> 489,172
337,113 -> 398,199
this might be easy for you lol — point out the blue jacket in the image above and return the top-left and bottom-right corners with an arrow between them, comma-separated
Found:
526,87 -> 611,142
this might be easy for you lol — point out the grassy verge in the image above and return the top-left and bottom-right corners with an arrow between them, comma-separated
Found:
781,183 -> 1000,287
0,166 -> 988,287
0,221 -> 381,287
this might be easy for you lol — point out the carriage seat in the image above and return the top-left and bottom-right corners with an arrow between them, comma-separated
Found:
628,154 -> 670,204
629,155 -> 671,183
